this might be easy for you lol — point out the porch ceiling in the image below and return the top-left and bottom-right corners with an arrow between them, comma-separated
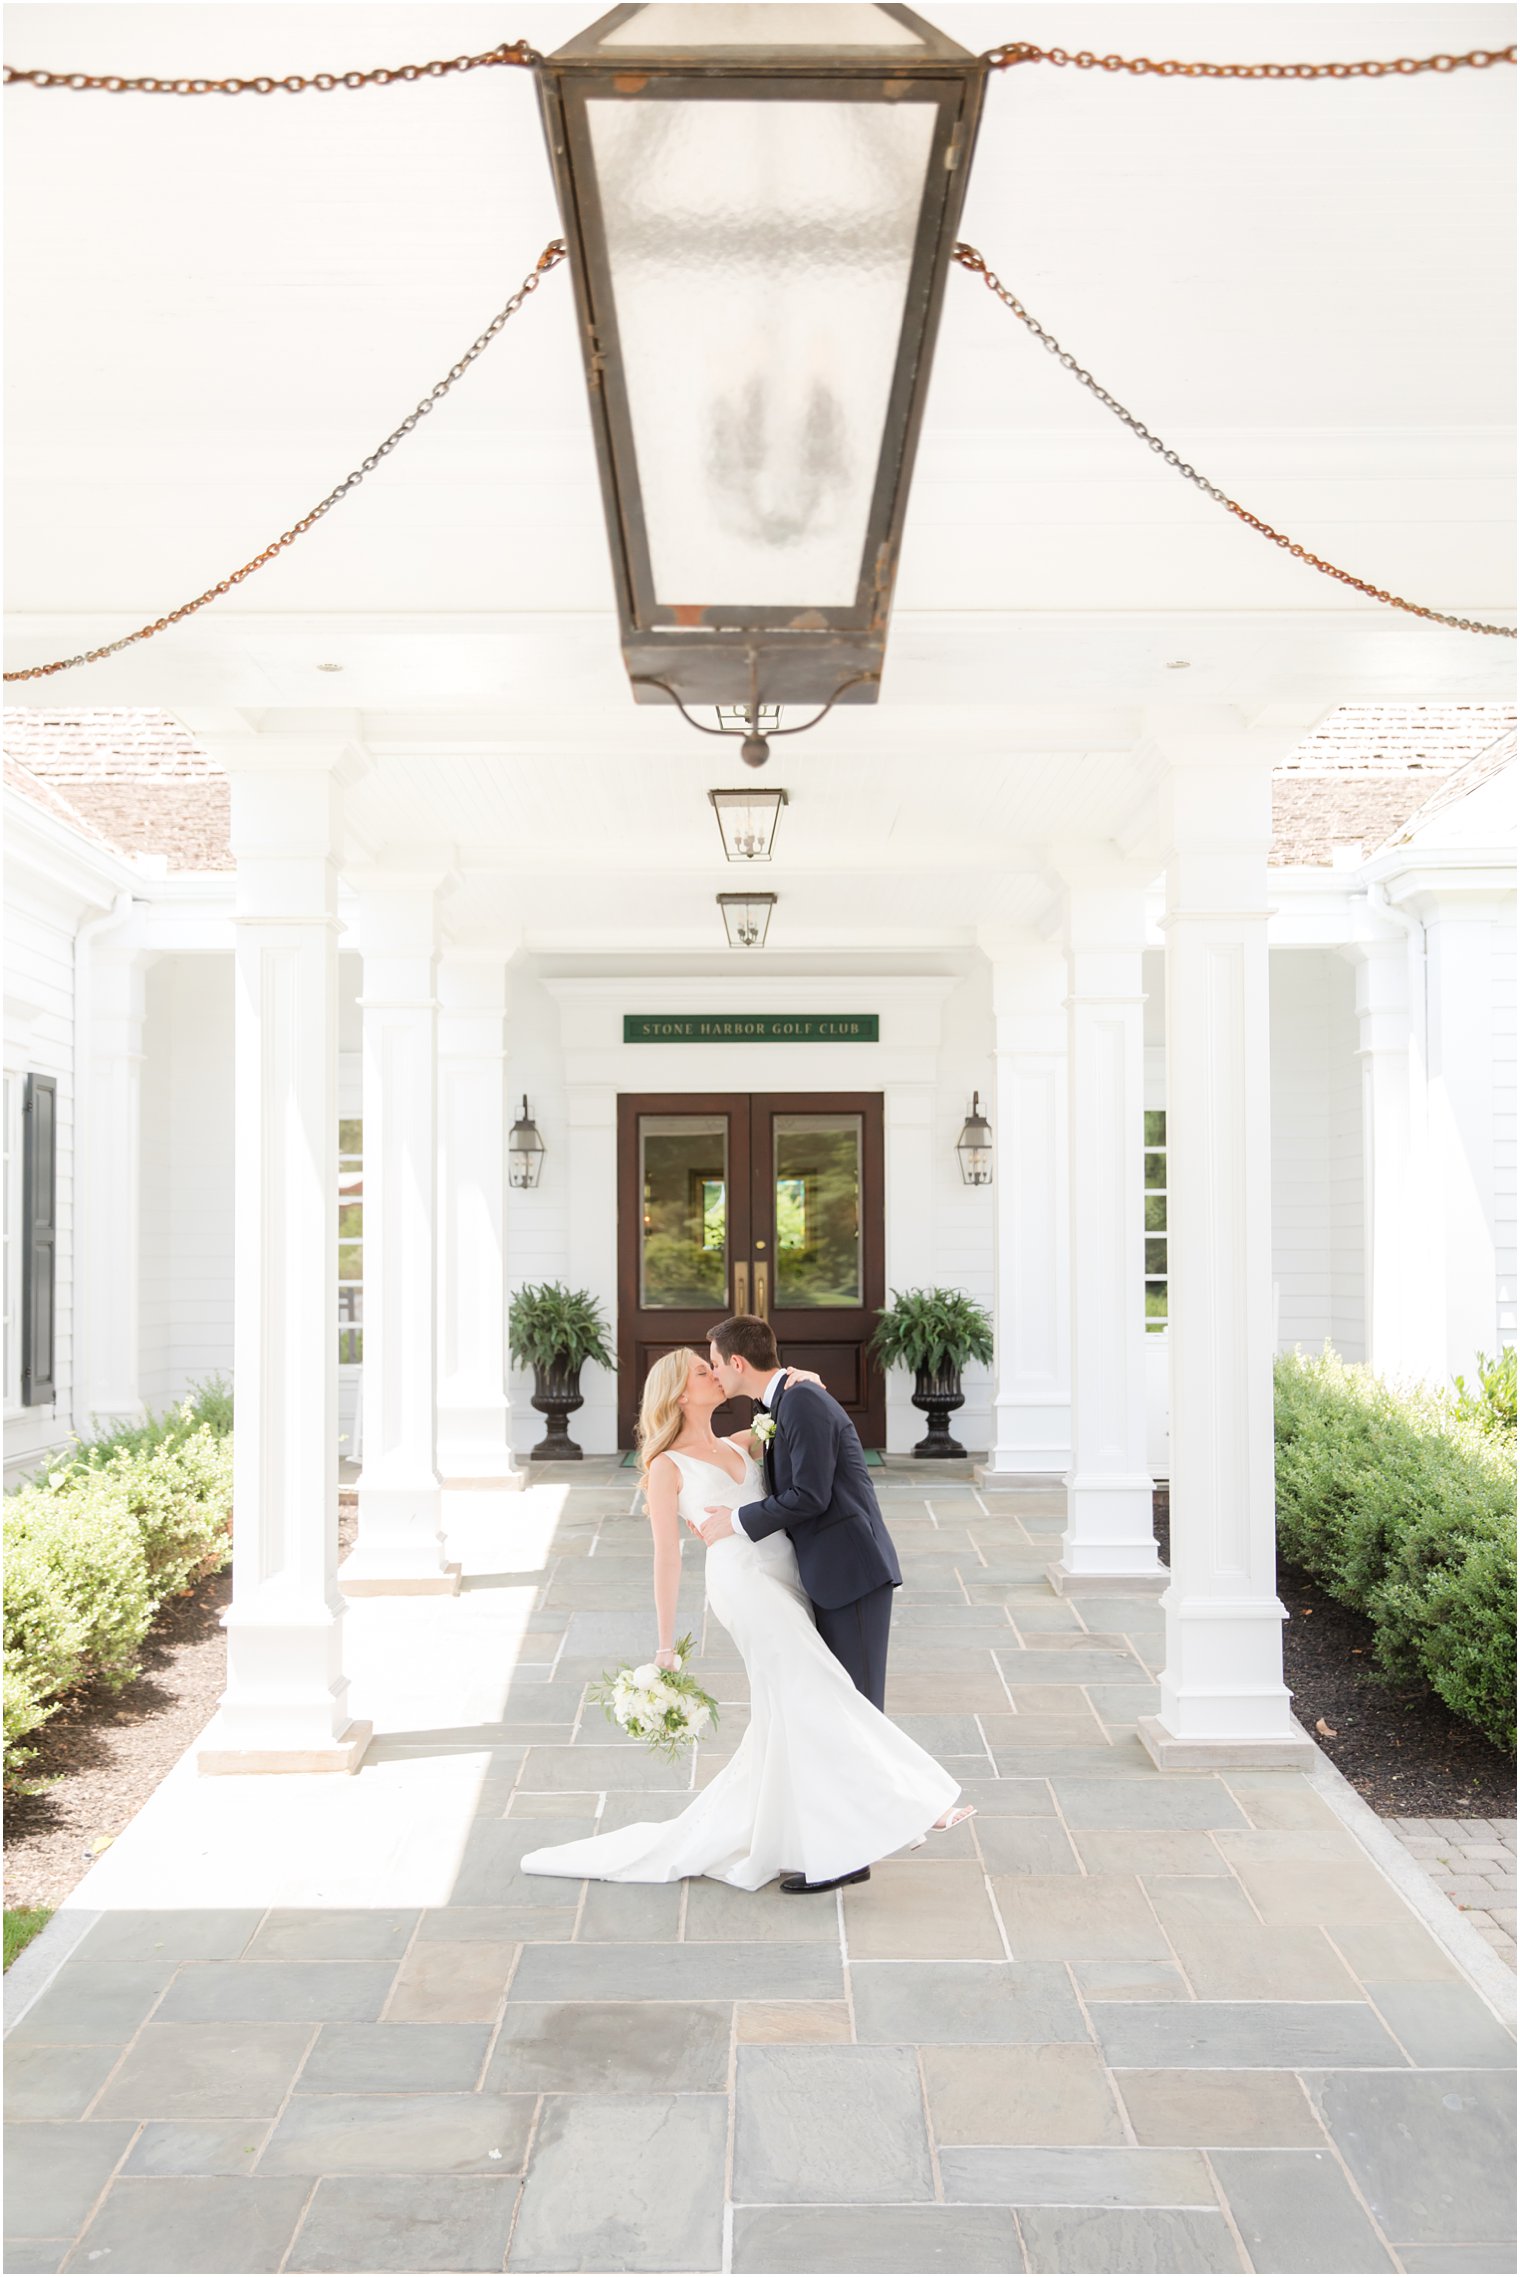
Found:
4,1 -> 1515,863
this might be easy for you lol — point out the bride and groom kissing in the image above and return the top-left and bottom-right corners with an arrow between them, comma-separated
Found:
522,1314 -> 974,1897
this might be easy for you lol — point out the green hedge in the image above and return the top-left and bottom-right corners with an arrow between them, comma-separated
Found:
4,1381 -> 234,1785
1274,1348 -> 1516,1752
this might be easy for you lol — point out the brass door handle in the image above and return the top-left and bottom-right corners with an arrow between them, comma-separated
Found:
754,1259 -> 769,1321
733,1260 -> 750,1313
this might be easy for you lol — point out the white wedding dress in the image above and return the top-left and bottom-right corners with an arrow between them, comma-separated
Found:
520,1446 -> 961,1891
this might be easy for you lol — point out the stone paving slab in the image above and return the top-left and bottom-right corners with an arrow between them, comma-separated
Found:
5,1461 -> 1514,2275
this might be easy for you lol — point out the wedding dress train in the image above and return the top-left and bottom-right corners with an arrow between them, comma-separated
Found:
520,1447 -> 960,1891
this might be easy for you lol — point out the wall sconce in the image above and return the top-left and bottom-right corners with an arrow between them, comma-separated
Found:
718,892 -> 776,950
709,788 -> 789,863
957,1092 -> 993,1185
508,1097 -> 546,1188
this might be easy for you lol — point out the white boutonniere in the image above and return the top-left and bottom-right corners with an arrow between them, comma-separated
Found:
753,1414 -> 777,1448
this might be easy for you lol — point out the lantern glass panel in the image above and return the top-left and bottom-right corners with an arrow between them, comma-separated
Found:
585,93 -> 937,608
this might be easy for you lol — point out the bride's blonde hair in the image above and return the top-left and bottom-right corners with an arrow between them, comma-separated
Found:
637,1347 -> 696,1489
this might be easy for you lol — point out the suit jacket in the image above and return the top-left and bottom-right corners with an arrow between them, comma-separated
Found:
736,1379 -> 902,1612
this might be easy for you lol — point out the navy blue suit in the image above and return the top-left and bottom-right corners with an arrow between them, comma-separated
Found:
737,1379 -> 901,1710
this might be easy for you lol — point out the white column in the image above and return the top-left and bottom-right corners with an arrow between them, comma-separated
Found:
340,877 -> 457,1592
977,938 -> 1070,1481
197,741 -> 368,1774
1140,719 -> 1311,1768
75,939 -> 148,1434
1050,866 -> 1162,1591
1345,927 -> 1424,1380
437,956 -> 521,1488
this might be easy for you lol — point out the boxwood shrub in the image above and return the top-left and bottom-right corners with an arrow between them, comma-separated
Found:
4,1382 -> 234,1785
1274,1348 -> 1516,1752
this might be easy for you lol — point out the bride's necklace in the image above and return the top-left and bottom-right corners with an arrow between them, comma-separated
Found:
680,1430 -> 743,1476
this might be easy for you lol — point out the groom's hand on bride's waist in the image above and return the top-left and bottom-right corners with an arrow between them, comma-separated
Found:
695,1506 -> 737,1545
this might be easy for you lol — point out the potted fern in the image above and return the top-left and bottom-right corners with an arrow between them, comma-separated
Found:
508,1282 -> 616,1461
869,1286 -> 994,1459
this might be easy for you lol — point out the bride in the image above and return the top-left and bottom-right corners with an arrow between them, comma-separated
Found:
521,1347 -> 973,1893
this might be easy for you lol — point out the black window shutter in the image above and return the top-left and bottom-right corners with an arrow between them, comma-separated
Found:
22,1072 -> 57,1407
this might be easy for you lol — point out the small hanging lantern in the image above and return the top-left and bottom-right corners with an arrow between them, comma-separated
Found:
717,891 -> 776,950
535,5 -> 985,718
956,1091 -> 993,1185
709,787 -> 789,862
509,1097 -> 546,1188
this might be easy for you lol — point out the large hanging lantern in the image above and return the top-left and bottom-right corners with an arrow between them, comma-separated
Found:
537,5 -> 985,719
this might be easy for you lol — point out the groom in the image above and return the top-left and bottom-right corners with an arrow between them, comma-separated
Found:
695,1315 -> 902,1890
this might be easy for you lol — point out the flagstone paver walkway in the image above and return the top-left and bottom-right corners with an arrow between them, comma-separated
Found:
4,1461 -> 1515,2274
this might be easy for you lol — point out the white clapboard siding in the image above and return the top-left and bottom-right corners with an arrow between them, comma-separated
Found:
1494,922 -> 1518,1350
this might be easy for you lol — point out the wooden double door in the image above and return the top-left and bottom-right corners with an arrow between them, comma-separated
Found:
617,1092 -> 886,1450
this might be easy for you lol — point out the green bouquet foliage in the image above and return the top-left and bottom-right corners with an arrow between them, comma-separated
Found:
508,1282 -> 616,1373
4,1381 -> 235,1786
1274,1348 -> 1516,1753
869,1286 -> 994,1375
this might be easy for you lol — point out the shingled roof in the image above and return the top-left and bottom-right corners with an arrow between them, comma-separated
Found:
1269,703 -> 1515,866
2,707 -> 232,871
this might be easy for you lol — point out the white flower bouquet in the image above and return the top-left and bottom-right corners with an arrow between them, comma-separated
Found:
587,1633 -> 720,1761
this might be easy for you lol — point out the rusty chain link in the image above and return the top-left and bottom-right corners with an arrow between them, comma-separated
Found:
2,41 -> 538,94
952,244 -> 1515,641
3,243 -> 566,684
984,39 -> 1515,77
6,37 -> 1513,90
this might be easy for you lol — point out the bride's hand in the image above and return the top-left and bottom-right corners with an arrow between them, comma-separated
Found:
655,1646 -> 679,1671
782,1366 -> 824,1388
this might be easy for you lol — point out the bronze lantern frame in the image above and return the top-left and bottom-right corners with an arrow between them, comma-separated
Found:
535,5 -> 986,717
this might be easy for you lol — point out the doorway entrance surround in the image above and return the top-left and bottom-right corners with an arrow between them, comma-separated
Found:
539,975 -> 959,1458
617,1091 -> 887,1448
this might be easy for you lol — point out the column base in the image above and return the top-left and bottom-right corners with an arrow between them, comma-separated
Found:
1136,1714 -> 1315,1771
975,1462 -> 1069,1487
339,1561 -> 461,1597
199,1719 -> 373,1777
1048,1562 -> 1168,1597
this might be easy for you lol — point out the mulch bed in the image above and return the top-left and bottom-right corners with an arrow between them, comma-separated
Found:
4,1497 -> 361,1916
1277,1559 -> 1515,1818
1154,1488 -> 1515,1819
4,1565 -> 234,1913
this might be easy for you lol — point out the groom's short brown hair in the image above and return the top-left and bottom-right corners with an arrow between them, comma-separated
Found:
708,1315 -> 780,1372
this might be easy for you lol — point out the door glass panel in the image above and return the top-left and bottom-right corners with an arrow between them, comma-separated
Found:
640,1115 -> 729,1307
773,1112 -> 862,1308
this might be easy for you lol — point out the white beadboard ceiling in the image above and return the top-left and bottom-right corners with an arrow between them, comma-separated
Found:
3,0 -> 1515,944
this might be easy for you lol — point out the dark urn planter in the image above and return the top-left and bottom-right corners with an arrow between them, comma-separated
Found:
530,1358 -> 585,1460
911,1362 -> 967,1459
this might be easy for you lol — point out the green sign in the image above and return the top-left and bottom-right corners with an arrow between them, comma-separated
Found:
623,1013 -> 879,1045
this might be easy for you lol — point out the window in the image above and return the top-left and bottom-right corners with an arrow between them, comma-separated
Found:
1143,1108 -> 1167,1333
21,1073 -> 57,1404
2,1074 -> 20,1410
338,1117 -> 363,1364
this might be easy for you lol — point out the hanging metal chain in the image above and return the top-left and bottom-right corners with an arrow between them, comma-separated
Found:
3,242 -> 566,685
2,41 -> 538,94
984,40 -> 1515,77
952,244 -> 1515,642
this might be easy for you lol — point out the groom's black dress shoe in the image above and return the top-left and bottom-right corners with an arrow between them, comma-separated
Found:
779,1867 -> 870,1895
